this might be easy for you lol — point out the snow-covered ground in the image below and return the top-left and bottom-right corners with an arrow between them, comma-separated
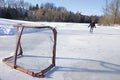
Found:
0,18 -> 120,80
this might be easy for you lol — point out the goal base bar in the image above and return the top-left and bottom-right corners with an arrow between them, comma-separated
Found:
3,55 -> 55,77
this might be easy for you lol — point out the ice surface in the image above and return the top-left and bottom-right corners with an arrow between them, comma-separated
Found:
0,18 -> 120,80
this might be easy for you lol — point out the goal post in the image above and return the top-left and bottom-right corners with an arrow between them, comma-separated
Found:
2,24 -> 57,77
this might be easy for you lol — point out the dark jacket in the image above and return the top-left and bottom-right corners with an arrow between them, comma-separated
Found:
88,22 -> 96,28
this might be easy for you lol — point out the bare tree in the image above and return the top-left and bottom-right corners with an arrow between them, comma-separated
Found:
0,0 -> 5,8
6,0 -> 16,8
99,0 -> 120,25
114,0 -> 120,24
109,0 -> 120,24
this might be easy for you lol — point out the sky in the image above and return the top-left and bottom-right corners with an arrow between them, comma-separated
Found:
24,0 -> 112,16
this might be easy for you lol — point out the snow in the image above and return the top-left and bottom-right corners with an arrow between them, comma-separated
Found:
0,18 -> 120,80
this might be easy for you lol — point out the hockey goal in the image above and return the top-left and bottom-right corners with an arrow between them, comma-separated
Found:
2,24 -> 57,77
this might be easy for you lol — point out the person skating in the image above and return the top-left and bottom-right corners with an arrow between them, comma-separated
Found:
88,20 -> 96,33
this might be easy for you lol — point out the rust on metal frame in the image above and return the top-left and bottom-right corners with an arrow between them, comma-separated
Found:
2,24 -> 57,78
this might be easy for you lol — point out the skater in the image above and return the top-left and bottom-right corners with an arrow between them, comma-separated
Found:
88,20 -> 96,33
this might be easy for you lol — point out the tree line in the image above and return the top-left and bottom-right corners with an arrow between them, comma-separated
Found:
31,3 -> 99,23
0,0 -> 119,25
0,0 -> 99,23
0,0 -> 30,19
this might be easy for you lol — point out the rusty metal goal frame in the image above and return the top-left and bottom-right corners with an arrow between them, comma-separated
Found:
2,24 -> 57,77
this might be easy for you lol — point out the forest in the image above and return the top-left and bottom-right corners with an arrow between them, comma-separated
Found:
0,0 -> 120,25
